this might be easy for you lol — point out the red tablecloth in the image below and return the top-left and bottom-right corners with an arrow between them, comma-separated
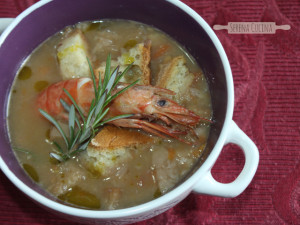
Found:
1,0 -> 300,224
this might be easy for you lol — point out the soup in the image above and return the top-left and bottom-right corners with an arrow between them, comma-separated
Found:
7,20 -> 212,210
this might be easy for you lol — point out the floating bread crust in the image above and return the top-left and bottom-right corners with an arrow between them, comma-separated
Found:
156,56 -> 195,101
90,125 -> 153,150
140,40 -> 151,85
48,161 -> 86,196
95,41 -> 151,85
85,126 -> 153,176
124,40 -> 151,85
57,30 -> 91,79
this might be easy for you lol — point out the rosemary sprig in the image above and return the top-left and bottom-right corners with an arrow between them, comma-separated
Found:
13,147 -> 32,155
39,55 -> 139,162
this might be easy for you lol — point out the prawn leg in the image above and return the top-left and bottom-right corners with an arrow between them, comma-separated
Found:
109,118 -> 192,145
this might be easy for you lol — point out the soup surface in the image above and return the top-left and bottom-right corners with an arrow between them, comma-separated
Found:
8,20 -> 212,210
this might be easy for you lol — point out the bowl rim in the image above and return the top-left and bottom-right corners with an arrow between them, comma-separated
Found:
0,0 -> 234,219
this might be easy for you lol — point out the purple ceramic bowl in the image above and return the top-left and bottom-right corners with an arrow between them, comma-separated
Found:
0,0 -> 259,224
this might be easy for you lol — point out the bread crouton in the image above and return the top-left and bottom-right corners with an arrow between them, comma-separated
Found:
152,146 -> 196,194
156,56 -> 195,102
118,40 -> 151,84
57,30 -> 91,80
48,160 -> 86,196
84,126 -> 153,176
152,148 -> 180,193
94,59 -> 127,82
95,41 -> 151,85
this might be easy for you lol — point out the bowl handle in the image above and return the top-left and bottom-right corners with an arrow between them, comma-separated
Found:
193,120 -> 259,197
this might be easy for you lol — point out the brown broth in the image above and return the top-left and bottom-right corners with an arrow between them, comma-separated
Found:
8,20 -> 212,210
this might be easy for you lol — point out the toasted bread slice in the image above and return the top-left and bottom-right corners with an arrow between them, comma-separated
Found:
95,40 -> 151,85
90,125 -> 153,150
84,126 -> 153,176
118,40 -> 151,85
57,30 -> 91,80
156,56 -> 195,102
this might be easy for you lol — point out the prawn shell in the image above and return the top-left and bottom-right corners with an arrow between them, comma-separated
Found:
36,78 -> 94,118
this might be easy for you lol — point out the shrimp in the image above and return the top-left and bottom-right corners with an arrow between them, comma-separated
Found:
37,78 -> 206,144
36,78 -> 94,120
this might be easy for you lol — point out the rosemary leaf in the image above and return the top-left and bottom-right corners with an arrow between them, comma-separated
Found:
13,147 -> 32,155
93,107 -> 110,128
68,105 -> 75,141
87,58 -> 98,100
39,109 -> 69,148
63,88 -> 85,122
50,153 -> 64,162
95,114 -> 134,129
79,127 -> 92,143
60,99 -> 81,128
69,127 -> 81,151
52,141 -> 64,154
85,107 -> 96,128
98,72 -> 103,95
94,90 -> 107,120
106,79 -> 140,104
113,63 -> 133,88
60,99 -> 70,112
103,54 -> 111,88
73,141 -> 90,154
88,99 -> 95,116
106,66 -> 119,95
